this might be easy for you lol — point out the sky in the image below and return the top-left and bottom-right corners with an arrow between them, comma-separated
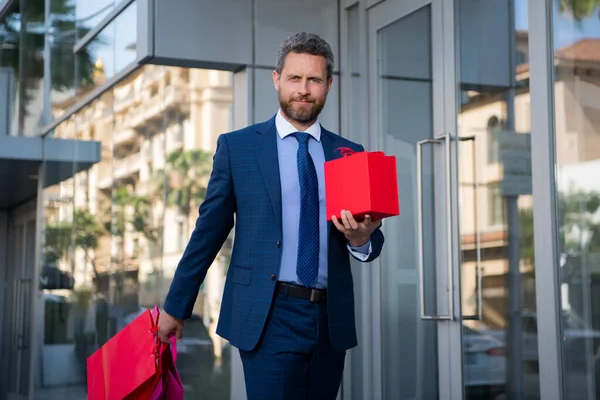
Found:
74,0 -> 137,78
515,0 -> 600,49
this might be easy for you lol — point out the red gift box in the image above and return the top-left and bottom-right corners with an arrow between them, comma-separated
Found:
325,148 -> 399,222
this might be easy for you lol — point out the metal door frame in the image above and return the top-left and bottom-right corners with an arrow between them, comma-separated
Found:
364,0 -> 464,398
4,200 -> 37,400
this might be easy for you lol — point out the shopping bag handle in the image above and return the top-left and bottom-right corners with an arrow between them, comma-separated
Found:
334,147 -> 356,157
169,334 -> 178,363
334,147 -> 386,158
149,307 -> 179,364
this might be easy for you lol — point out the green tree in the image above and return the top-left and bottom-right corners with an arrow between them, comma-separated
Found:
161,149 -> 213,217
44,221 -> 73,264
518,189 -> 600,267
73,208 -> 105,279
519,207 -> 536,264
110,186 -> 158,264
44,208 -> 106,276
559,0 -> 600,20
519,190 -> 600,263
558,189 -> 600,254
155,148 -> 233,266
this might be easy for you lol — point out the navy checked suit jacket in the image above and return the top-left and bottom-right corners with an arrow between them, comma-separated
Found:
163,115 -> 385,352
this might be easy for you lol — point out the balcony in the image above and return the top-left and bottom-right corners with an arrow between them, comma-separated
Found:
113,153 -> 141,180
96,161 -> 113,190
114,88 -> 138,113
114,128 -> 138,146
124,85 -> 189,130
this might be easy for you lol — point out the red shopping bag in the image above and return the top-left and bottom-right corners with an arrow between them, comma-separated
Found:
149,338 -> 184,400
87,306 -> 183,400
325,148 -> 400,222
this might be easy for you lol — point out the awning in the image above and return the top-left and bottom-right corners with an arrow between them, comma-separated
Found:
0,135 -> 101,209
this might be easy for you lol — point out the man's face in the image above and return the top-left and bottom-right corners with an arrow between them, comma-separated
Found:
273,52 -> 332,126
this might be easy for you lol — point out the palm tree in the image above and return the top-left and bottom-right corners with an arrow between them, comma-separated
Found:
162,148 -> 213,217
154,148 -> 233,264
110,186 -> 158,266
0,0 -> 99,133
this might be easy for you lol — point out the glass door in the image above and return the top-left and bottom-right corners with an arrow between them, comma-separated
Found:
368,0 -> 463,398
3,209 -> 36,400
454,0 -> 540,398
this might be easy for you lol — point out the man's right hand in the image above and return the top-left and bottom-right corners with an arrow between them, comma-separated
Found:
158,310 -> 184,343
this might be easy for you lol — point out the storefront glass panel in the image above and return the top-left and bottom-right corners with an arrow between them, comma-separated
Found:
34,65 -> 234,399
551,2 -> 600,398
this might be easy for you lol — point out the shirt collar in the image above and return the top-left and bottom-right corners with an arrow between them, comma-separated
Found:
275,109 -> 321,141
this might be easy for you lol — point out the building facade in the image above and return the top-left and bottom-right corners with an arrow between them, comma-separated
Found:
1,0 -> 600,399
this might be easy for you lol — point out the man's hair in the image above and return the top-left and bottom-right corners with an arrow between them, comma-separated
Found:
275,32 -> 334,80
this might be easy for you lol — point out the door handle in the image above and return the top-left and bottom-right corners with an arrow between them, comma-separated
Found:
459,136 -> 483,321
417,133 -> 454,321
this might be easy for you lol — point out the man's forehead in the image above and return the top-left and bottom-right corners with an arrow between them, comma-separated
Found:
282,53 -> 327,74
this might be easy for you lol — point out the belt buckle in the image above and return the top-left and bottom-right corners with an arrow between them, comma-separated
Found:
309,289 -> 321,303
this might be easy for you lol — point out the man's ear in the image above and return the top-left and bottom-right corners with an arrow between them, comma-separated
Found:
273,70 -> 280,91
327,76 -> 333,93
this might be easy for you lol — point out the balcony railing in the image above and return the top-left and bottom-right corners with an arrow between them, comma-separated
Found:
114,128 -> 137,145
113,153 -> 141,179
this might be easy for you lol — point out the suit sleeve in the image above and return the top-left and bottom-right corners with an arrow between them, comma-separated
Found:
164,134 -> 236,320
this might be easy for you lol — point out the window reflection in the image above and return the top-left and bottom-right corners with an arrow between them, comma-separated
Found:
552,2 -> 600,398
456,0 -> 538,398
0,0 -> 45,136
50,1 -> 137,123
75,0 -> 116,37
36,65 -> 234,399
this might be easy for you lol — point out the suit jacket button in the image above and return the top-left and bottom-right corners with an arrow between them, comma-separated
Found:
276,241 -> 281,247
270,274 -> 276,281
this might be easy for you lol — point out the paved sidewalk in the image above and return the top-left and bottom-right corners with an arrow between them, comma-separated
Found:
34,385 -> 87,400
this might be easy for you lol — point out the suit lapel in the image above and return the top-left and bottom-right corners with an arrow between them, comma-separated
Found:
321,128 -> 338,238
321,128 -> 337,163
256,117 -> 282,229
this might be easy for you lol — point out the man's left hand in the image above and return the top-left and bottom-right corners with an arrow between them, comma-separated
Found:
332,210 -> 382,247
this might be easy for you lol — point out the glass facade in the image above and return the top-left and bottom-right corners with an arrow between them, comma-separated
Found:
2,0 -> 600,398
0,0 -> 45,136
551,1 -> 600,398
36,65 -> 234,399
455,0 -> 539,398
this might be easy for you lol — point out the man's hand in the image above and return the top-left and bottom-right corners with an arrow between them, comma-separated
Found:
158,310 -> 184,343
332,210 -> 382,247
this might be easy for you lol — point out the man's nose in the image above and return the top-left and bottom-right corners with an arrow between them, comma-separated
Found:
298,80 -> 309,95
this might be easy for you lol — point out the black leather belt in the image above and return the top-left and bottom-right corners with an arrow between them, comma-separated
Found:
276,281 -> 326,303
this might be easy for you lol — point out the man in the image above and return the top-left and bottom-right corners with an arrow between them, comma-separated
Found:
158,32 -> 385,399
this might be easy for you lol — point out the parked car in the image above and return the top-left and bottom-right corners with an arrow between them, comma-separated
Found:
463,326 -> 507,398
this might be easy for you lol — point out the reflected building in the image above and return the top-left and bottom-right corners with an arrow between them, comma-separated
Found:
50,62 -> 233,351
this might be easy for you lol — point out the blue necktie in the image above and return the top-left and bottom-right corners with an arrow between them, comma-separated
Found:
294,132 -> 319,287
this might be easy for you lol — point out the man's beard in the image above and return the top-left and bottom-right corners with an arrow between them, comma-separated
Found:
279,95 -> 326,124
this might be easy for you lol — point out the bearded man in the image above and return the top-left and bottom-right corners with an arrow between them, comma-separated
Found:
158,32 -> 385,400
